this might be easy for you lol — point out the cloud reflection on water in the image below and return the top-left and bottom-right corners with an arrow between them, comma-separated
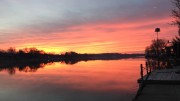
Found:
0,58 -> 145,101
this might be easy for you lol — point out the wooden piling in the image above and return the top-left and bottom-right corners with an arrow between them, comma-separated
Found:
140,64 -> 143,81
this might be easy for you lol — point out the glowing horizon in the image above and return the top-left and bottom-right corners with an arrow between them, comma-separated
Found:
0,0 -> 178,54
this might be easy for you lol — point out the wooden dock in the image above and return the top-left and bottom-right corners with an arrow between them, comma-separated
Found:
134,84 -> 180,101
134,67 -> 180,101
138,69 -> 180,84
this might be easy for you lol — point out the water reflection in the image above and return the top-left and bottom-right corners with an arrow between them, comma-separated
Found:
0,58 -> 144,101
0,61 -> 53,75
0,57 -> 142,75
0,59 -> 82,75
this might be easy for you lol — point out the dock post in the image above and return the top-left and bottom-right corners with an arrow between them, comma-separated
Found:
146,62 -> 149,74
146,63 -> 149,74
140,64 -> 143,81
133,64 -> 145,101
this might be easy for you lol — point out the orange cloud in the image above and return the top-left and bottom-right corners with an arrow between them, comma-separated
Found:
0,17 -> 178,54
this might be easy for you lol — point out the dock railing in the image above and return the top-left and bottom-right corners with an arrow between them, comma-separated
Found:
133,63 -> 152,101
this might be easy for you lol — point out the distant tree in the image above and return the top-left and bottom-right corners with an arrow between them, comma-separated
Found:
172,36 -> 180,43
64,51 -> 78,55
0,49 -> 5,54
7,47 -> 16,54
20,47 -> 45,55
29,48 -> 39,54
18,49 -> 25,54
145,39 -> 168,57
151,39 -> 168,50
172,0 -> 180,58
145,47 -> 150,56
172,36 -> 180,57
22,48 -> 29,53
172,0 -> 180,36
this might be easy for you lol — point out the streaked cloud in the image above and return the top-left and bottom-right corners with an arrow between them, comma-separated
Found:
0,0 -> 178,53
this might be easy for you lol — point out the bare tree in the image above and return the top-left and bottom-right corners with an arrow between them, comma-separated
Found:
172,0 -> 180,35
7,47 -> 16,54
145,39 -> 168,57
172,0 -> 180,58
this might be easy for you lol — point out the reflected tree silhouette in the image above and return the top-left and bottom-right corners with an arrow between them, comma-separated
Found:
0,47 -> 144,75
0,61 -> 47,75
0,56 -> 144,75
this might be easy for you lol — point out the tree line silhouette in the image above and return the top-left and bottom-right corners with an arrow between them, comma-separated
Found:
145,36 -> 180,59
0,47 -> 144,60
0,47 -> 144,75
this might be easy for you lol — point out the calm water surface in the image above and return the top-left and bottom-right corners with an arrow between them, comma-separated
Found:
0,58 -> 145,101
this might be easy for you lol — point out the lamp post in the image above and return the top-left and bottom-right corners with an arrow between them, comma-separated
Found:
155,28 -> 160,69
155,28 -> 160,57
155,28 -> 160,41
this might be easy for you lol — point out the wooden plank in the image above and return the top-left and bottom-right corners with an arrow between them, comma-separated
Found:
135,69 -> 180,101
138,69 -> 180,84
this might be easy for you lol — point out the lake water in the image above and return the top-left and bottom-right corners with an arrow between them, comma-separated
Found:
0,58 -> 145,101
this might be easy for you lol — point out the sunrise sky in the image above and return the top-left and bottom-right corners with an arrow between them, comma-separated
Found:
0,0 -> 178,54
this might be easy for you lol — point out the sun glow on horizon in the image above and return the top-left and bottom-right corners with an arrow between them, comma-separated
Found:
2,17 -> 177,54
